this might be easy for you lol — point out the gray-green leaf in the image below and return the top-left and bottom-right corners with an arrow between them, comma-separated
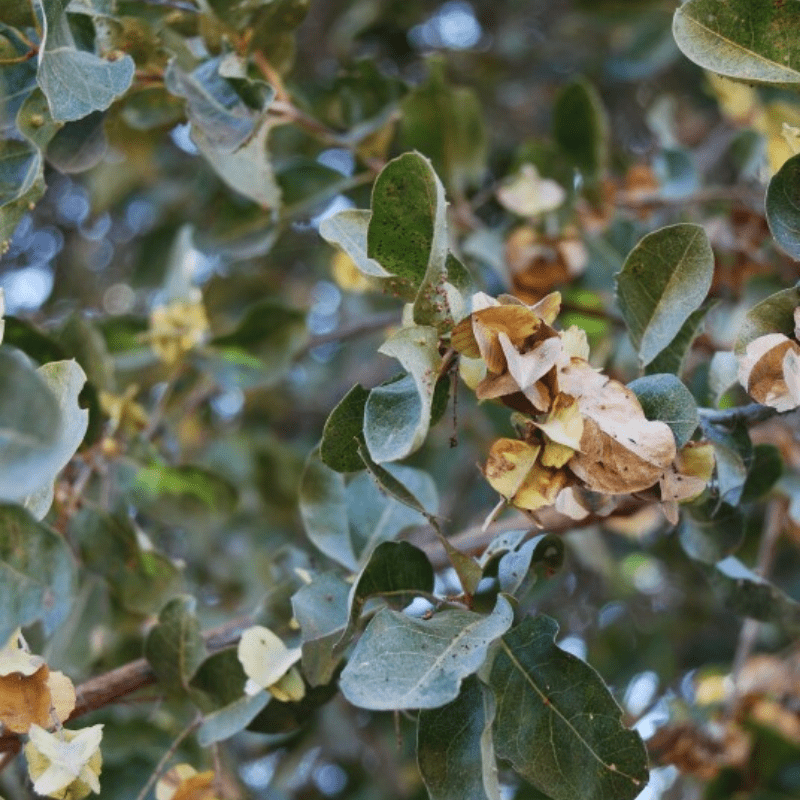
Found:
679,500 -> 744,564
628,373 -> 698,448
767,153 -> 800,260
673,0 -> 800,87
489,615 -> 649,800
553,79 -> 609,179
0,504 -> 75,642
367,152 -> 451,327
364,326 -> 442,462
644,303 -> 713,377
291,572 -> 350,686
735,285 -> 800,353
339,596 -> 513,710
0,347 -> 62,501
299,447 -> 355,569
34,0 -> 135,121
616,223 -> 713,366
708,556 -> 800,633
23,360 -> 89,519
144,595 -> 207,696
320,383 -> 370,473
418,676 -> 500,800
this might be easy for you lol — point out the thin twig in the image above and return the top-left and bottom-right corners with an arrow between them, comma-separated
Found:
295,311 -> 400,359
252,52 -> 289,103
616,185 -> 765,210
730,498 -> 787,686
134,716 -> 202,800
699,403 -> 778,428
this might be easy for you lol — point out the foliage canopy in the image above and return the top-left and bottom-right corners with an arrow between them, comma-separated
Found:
1,1 -> 800,799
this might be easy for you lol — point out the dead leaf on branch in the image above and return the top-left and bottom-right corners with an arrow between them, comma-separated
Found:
559,358 -> 677,494
738,332 -> 800,411
0,630 -> 76,734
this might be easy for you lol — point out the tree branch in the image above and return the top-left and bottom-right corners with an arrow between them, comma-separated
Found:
698,402 -> 778,428
0,617 -> 249,758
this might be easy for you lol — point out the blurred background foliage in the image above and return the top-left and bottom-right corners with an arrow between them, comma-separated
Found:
1,0 -> 800,798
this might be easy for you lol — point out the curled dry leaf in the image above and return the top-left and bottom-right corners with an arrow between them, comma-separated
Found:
738,332 -> 800,411
648,721 -> 750,781
559,359 -> 676,494
534,393 -> 583,468
157,766 -> 220,800
506,226 -> 587,305
453,292 -> 563,415
483,438 -> 569,512
0,631 -> 76,733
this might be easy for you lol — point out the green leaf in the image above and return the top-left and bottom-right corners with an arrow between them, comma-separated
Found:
17,88 -> 62,152
23,360 -> 90,520
616,223 -> 714,366
71,508 -> 182,614
291,572 -> 350,686
735,285 -> 800,354
132,464 -> 238,514
58,313 -> 116,393
120,87 -> 184,131
318,209 -> 395,280
46,111 -> 107,173
644,303 -> 713,377
190,649 -> 248,710
0,504 -> 75,642
320,383 -> 370,473
679,500 -> 744,564
708,556 -> 800,633
144,595 -> 207,696
767,153 -> 800,260
346,541 -> 434,633
400,61 -> 487,197
673,0 -> 800,87
0,347 -> 63,502
364,326 -> 442,462
367,152 -> 452,327
339,595 -> 513,710
699,419 -> 752,507
209,299 -> 308,387
193,117 -> 282,208
0,138 -> 44,248
347,464 -> 438,562
495,533 -> 565,596
356,440 -> 437,520
164,55 -> 273,153
299,447 -> 355,569
553,79 -> 609,179
197,691 -> 271,747
741,444 -> 783,503
299,448 -> 438,570
33,0 -> 135,121
628,373 -> 699,448
489,615 -> 649,800
418,676 -> 500,800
